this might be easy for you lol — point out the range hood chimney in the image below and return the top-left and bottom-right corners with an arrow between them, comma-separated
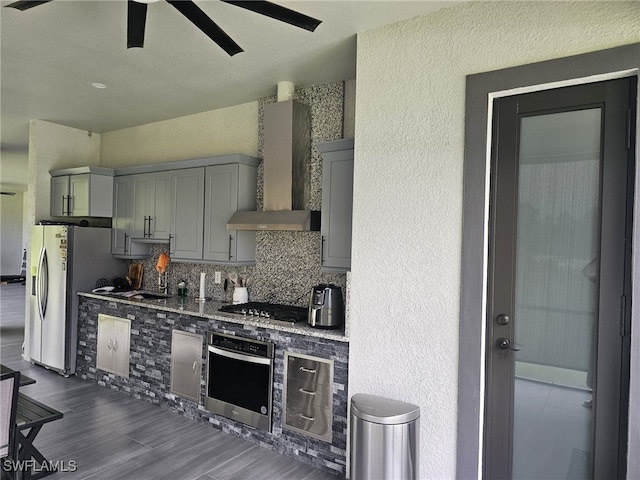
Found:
227,82 -> 320,231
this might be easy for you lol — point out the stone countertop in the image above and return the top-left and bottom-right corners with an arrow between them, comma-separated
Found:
78,292 -> 349,343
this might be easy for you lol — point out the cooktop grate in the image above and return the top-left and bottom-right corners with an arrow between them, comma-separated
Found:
219,302 -> 308,325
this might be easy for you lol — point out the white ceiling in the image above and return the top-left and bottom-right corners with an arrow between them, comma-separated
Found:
0,0 -> 459,190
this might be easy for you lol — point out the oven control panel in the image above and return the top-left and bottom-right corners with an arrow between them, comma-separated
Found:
208,332 -> 274,358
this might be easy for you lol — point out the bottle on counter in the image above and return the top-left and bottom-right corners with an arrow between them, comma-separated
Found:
178,281 -> 188,297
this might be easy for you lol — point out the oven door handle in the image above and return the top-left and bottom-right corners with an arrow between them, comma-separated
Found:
209,345 -> 272,366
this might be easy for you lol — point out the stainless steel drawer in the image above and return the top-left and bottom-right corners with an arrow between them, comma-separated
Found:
286,378 -> 332,410
287,354 -> 332,385
285,404 -> 332,441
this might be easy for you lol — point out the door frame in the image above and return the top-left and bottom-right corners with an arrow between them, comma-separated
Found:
457,44 -> 640,480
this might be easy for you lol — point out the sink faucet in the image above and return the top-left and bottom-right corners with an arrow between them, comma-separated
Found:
158,272 -> 168,294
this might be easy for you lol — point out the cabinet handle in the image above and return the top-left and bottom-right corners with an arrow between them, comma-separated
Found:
107,338 -> 113,350
192,361 -> 198,374
148,216 -> 153,237
298,388 -> 316,396
228,235 -> 233,261
299,366 -> 316,374
298,413 -> 315,422
169,234 -> 173,255
143,216 -> 148,237
62,195 -> 67,215
113,340 -> 118,352
124,233 -> 129,254
321,236 -> 325,265
67,195 -> 72,215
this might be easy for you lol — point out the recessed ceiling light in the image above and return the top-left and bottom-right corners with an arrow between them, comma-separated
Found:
91,83 -> 107,89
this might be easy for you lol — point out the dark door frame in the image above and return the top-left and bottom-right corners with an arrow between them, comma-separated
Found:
457,43 -> 639,479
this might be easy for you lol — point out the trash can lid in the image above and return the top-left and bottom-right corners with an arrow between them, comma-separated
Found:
351,393 -> 420,424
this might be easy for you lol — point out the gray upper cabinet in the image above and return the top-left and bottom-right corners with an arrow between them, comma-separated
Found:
171,168 -> 205,260
171,163 -> 257,264
318,139 -> 354,272
130,172 -> 172,240
111,154 -> 259,263
111,172 -> 171,258
50,167 -> 114,217
203,164 -> 257,264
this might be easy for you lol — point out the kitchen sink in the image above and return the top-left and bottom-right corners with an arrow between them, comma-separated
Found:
137,293 -> 171,300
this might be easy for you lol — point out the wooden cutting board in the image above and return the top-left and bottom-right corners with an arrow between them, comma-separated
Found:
126,263 -> 143,290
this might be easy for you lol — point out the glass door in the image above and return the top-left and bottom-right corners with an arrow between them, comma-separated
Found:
512,108 -> 600,479
485,78 -> 634,479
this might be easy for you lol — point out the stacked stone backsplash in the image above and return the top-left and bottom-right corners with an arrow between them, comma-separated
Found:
138,81 -> 348,307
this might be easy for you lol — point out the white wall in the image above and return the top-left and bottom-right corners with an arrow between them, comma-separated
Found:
100,101 -> 259,167
349,2 -> 640,478
0,192 -> 24,274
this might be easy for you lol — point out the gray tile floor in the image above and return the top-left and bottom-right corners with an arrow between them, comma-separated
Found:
513,375 -> 592,479
0,283 -> 340,480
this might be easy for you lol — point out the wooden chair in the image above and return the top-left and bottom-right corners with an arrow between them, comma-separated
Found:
0,371 -> 20,480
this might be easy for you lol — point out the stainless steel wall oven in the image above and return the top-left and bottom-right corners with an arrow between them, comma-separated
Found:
206,331 -> 274,432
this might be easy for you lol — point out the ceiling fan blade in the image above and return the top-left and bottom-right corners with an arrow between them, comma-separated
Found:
4,0 -> 53,11
127,0 -> 147,48
222,1 -> 321,32
166,0 -> 243,56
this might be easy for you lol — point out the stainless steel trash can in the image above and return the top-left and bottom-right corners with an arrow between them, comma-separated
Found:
350,393 -> 420,480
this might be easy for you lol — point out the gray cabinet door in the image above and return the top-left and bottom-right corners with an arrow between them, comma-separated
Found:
320,142 -> 354,271
112,176 -> 133,255
69,174 -> 90,216
131,174 -> 150,238
203,164 -> 256,264
50,176 -> 69,216
149,173 -> 172,239
170,330 -> 203,401
130,172 -> 171,239
171,168 -> 205,260
203,164 -> 238,262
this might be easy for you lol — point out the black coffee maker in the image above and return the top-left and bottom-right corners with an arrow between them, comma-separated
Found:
308,284 -> 344,328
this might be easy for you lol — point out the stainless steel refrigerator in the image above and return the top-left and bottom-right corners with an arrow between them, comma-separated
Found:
29,225 -> 123,375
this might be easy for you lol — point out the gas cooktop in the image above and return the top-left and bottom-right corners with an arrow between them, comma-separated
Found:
219,302 -> 308,326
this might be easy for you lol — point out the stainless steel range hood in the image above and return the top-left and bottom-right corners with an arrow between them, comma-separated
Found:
227,88 -> 320,231
227,209 -> 320,231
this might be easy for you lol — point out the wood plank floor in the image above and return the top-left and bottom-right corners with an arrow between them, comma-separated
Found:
0,283 -> 340,480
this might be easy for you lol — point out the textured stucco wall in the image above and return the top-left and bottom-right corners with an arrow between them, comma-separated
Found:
100,101 -> 259,167
350,2 -> 639,478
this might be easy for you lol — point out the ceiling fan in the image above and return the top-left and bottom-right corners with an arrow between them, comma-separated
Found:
5,0 -> 322,56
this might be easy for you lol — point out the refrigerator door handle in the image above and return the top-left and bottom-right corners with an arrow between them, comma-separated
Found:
38,248 -> 49,319
35,247 -> 44,321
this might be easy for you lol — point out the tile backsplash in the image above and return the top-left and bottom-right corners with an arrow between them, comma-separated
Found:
138,81 -> 348,307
